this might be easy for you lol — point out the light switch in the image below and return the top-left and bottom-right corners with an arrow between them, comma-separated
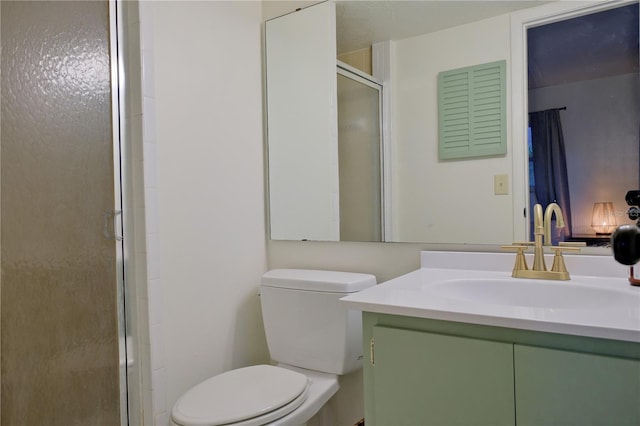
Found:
494,174 -> 509,195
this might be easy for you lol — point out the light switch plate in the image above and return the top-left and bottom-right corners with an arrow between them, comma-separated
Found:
494,174 -> 509,195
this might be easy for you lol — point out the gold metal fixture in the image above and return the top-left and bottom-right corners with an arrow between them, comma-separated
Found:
501,244 -> 530,276
543,203 -> 565,246
369,338 -> 375,366
502,203 -> 585,280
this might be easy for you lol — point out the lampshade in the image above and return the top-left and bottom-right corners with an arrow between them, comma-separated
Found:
591,202 -> 617,234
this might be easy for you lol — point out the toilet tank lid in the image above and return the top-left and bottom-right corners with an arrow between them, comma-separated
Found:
261,269 -> 376,293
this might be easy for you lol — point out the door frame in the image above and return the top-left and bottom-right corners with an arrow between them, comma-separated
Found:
336,61 -> 386,242
109,1 -> 130,425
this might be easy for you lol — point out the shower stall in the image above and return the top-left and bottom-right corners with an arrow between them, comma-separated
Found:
337,65 -> 384,242
1,1 -> 135,424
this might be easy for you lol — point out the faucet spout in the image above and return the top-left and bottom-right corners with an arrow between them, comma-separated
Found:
543,203 -> 565,246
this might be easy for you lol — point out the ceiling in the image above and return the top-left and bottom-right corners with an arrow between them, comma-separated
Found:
335,1 -> 639,89
336,1 -> 546,53
528,3 -> 639,89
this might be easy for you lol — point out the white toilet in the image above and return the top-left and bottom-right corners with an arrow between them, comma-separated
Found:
171,269 -> 376,426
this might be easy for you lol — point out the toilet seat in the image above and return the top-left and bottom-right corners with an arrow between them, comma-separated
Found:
171,365 -> 310,426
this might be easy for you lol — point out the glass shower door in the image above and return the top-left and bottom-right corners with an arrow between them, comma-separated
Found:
337,68 -> 384,242
1,1 -> 124,425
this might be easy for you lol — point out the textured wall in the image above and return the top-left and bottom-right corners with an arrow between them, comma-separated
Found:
1,2 -> 120,424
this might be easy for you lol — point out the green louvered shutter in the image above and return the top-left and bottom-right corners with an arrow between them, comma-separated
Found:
438,60 -> 506,160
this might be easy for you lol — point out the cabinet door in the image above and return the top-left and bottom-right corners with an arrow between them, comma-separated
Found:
515,344 -> 640,425
265,2 -> 340,241
371,325 -> 515,426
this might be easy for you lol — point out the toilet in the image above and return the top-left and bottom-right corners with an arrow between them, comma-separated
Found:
171,269 -> 376,426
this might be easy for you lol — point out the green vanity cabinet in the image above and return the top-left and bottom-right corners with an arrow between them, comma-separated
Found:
363,312 -> 640,426
515,344 -> 640,425
371,325 -> 515,425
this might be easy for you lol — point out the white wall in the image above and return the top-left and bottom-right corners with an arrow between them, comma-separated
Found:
152,1 -> 269,421
392,13 -> 514,244
529,73 -> 639,235
142,2 -> 632,425
263,5 -> 513,426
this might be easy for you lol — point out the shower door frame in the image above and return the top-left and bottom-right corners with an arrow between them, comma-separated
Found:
109,1 -> 131,425
336,62 -> 387,242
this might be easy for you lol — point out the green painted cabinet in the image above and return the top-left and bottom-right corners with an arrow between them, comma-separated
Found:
372,325 -> 515,425
515,344 -> 640,425
363,313 -> 640,426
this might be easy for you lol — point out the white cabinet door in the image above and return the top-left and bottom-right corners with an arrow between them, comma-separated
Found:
266,2 -> 339,241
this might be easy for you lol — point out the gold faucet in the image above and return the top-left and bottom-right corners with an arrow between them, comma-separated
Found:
543,203 -> 565,246
502,203 -> 583,280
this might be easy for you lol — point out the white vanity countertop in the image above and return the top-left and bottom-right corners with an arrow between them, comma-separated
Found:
340,251 -> 640,343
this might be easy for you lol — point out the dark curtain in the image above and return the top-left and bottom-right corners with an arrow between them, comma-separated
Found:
529,109 -> 572,241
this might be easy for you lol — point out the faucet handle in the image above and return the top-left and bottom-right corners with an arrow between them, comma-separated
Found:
501,245 -> 530,276
559,241 -> 587,247
549,246 -> 581,276
501,244 -> 531,251
512,241 -> 535,246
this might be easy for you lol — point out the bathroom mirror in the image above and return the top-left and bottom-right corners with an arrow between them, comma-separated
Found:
265,0 -> 639,246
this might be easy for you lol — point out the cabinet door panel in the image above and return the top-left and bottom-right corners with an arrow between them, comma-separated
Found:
372,326 -> 515,426
515,344 -> 640,425
265,2 -> 340,241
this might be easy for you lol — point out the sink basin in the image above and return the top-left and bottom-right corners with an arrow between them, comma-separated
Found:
428,278 -> 637,310
340,251 -> 640,342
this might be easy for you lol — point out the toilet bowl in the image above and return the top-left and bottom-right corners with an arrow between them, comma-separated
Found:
170,269 -> 376,426
171,364 -> 339,426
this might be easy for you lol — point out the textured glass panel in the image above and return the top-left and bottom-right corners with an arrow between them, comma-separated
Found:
337,73 -> 383,242
1,2 -> 120,425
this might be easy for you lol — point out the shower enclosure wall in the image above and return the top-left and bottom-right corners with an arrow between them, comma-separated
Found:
1,1 -> 139,424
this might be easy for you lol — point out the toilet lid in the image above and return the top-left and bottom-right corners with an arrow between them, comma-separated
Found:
172,365 -> 309,426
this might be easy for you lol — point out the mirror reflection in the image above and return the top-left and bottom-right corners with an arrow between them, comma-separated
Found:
527,3 -> 639,246
265,0 -> 639,245
337,68 -> 384,241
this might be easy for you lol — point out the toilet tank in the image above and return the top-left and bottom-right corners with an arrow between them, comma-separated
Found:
260,269 -> 376,375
